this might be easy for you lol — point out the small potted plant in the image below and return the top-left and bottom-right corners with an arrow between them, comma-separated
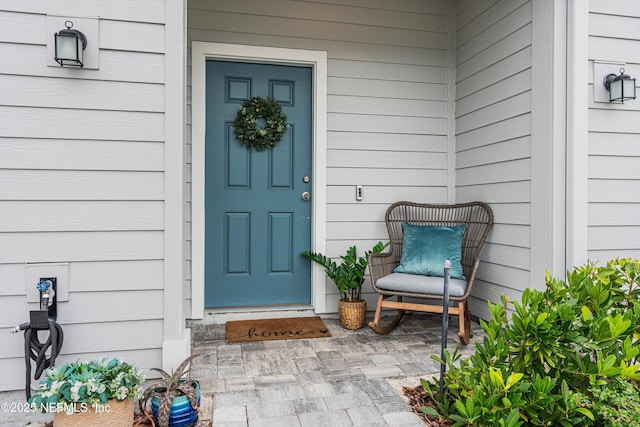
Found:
302,241 -> 389,329
138,355 -> 200,427
29,357 -> 145,427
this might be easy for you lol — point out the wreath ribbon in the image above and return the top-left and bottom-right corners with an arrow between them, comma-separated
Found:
234,97 -> 289,151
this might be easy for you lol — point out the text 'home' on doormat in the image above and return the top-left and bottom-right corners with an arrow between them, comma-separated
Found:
225,316 -> 332,343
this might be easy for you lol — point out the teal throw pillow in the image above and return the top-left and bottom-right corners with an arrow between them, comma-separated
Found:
394,223 -> 466,279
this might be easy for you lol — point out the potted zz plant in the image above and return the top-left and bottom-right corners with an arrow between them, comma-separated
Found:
138,354 -> 200,427
29,357 -> 145,427
302,241 -> 388,329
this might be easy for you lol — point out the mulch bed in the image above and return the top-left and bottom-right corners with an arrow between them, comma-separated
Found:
403,384 -> 453,427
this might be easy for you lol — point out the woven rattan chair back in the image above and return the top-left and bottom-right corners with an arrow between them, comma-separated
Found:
385,201 -> 493,281
368,201 -> 493,343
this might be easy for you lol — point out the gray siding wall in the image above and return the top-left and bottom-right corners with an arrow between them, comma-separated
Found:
186,0 -> 453,312
588,1 -> 640,262
0,2 -> 165,391
454,0 -> 532,317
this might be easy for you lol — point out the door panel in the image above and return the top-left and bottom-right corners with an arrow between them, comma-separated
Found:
205,61 -> 312,308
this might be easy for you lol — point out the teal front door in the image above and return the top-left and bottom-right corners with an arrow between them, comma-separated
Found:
205,61 -> 312,308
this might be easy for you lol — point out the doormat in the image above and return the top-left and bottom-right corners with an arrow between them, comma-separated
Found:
225,316 -> 332,343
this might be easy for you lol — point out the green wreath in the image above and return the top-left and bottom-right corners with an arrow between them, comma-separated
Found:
234,97 -> 289,151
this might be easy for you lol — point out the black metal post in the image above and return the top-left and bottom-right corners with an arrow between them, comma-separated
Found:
439,259 -> 451,402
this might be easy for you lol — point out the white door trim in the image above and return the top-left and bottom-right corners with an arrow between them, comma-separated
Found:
190,42 -> 328,319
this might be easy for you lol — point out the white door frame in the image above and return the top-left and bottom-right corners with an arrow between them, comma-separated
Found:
190,42 -> 328,318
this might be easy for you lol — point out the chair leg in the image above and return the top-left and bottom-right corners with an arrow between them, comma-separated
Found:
457,301 -> 471,345
369,295 -> 404,335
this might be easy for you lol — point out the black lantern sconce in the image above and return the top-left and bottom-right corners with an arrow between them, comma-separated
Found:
603,68 -> 636,103
54,20 -> 87,68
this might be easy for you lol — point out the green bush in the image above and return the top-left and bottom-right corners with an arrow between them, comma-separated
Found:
421,258 -> 640,426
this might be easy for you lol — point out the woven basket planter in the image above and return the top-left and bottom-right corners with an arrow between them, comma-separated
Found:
338,299 -> 367,330
53,398 -> 133,427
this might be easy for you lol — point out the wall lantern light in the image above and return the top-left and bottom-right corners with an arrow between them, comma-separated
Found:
603,68 -> 636,103
54,20 -> 87,68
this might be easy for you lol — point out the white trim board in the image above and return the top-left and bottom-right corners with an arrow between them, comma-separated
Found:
163,0 -> 189,373
530,0 -> 567,284
565,0 -> 589,268
190,42 -> 328,319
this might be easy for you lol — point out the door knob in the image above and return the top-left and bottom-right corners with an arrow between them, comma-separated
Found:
301,192 -> 311,201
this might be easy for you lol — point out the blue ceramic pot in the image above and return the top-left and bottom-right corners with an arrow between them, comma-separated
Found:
151,380 -> 200,427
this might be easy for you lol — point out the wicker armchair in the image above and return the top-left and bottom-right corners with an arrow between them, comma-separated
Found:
368,201 -> 493,344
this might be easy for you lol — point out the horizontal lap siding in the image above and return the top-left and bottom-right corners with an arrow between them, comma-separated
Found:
0,2 -> 165,391
186,0 -> 452,312
455,0 -> 532,319
588,2 -> 640,264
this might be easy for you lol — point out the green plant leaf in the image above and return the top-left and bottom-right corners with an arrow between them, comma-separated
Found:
449,414 -> 468,424
455,399 -> 468,417
504,409 -> 522,427
420,405 -> 440,417
505,373 -> 524,391
535,312 -> 548,326
489,368 -> 505,390
607,313 -> 631,337
575,407 -> 594,421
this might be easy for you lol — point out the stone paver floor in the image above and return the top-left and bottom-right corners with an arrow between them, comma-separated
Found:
189,313 -> 484,426
0,313 -> 483,426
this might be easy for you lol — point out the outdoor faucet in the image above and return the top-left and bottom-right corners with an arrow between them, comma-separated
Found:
37,279 -> 54,311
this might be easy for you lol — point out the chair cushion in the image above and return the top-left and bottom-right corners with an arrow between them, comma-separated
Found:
376,272 -> 467,297
393,223 -> 466,279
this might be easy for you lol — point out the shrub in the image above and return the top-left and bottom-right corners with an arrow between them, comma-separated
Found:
29,358 -> 145,408
421,258 -> 640,426
589,377 -> 640,426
